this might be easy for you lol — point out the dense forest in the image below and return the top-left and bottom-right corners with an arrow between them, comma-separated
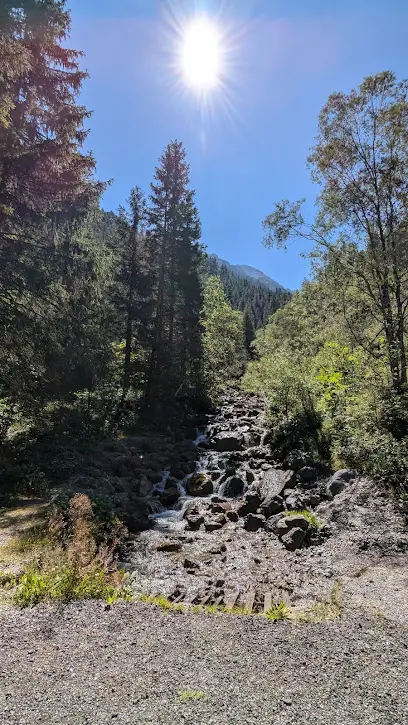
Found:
0,0 -> 249,457
2,0 -> 408,505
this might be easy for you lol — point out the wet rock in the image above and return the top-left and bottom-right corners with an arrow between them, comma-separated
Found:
136,475 -> 154,498
245,469 -> 256,484
211,470 -> 221,481
185,514 -> 204,531
159,486 -> 179,508
281,526 -> 306,551
244,513 -> 266,532
218,475 -> 245,498
298,466 -> 317,484
260,494 -> 284,518
212,432 -> 244,452
326,469 -> 357,498
157,540 -> 182,552
185,473 -> 213,497
146,471 -> 163,485
226,510 -> 239,522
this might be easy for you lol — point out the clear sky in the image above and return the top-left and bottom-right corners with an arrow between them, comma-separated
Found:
68,0 -> 407,290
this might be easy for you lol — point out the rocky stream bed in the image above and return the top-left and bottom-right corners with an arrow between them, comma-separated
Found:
96,390 -> 408,621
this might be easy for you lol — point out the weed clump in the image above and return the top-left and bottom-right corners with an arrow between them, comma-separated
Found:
265,602 -> 291,621
12,494 -> 129,607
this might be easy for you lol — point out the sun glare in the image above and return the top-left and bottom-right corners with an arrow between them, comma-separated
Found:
181,16 -> 222,91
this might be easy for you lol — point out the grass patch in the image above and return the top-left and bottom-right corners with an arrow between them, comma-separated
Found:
305,581 -> 343,622
264,601 -> 291,621
137,594 -> 185,612
289,509 -> 323,529
178,690 -> 206,703
14,562 -> 130,607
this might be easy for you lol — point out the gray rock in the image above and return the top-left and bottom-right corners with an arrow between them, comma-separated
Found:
259,469 -> 297,500
136,475 -> 154,498
204,518 -> 225,531
185,473 -> 213,497
157,540 -> 182,552
212,432 -> 244,452
285,493 -> 307,510
218,475 -> 245,498
326,469 -> 357,498
185,514 -> 204,531
281,526 -> 306,551
260,494 -> 284,517
237,491 -> 262,517
282,514 -> 310,531
244,513 -> 266,532
245,468 -> 256,484
298,466 -> 317,484
123,501 -> 151,533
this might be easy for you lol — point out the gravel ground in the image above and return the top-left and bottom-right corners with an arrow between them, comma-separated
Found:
1,601 -> 408,725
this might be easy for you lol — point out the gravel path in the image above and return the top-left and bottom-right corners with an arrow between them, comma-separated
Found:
1,601 -> 407,725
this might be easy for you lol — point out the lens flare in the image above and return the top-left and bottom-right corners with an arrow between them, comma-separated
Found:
181,16 -> 222,90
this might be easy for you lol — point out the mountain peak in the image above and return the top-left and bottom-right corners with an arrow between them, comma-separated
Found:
209,254 -> 286,292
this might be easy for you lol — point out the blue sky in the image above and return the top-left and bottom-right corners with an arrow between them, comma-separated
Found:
69,0 -> 407,290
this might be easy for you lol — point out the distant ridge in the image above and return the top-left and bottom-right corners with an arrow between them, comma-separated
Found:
209,253 -> 286,292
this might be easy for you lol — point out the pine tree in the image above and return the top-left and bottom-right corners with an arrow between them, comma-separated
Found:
114,187 -> 148,404
243,303 -> 256,357
0,0 -> 102,410
145,141 -> 202,408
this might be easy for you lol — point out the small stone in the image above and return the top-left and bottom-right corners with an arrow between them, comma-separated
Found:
157,540 -> 182,553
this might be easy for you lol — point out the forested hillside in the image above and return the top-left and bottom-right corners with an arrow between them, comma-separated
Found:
205,254 -> 290,328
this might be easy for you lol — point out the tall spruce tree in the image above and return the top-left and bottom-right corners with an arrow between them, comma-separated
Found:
114,187 -> 148,404
145,141 -> 202,408
0,0 -> 102,411
243,302 -> 256,357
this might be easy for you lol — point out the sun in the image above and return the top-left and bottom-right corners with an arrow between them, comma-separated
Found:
181,16 -> 222,91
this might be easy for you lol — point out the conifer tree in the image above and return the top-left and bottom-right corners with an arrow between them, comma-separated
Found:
243,302 -> 256,357
145,141 -> 202,407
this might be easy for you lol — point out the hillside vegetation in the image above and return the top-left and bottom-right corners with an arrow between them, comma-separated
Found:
243,71 -> 408,498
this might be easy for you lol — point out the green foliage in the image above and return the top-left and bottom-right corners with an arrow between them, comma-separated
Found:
14,564 -> 129,608
289,510 -> 323,530
265,602 -> 291,621
202,277 -> 246,400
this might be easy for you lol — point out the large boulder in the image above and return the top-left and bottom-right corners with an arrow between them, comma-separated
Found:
326,469 -> 357,499
272,513 -> 309,539
212,432 -> 244,452
259,469 -> 297,500
281,527 -> 306,551
218,475 -> 245,498
185,473 -> 213,497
